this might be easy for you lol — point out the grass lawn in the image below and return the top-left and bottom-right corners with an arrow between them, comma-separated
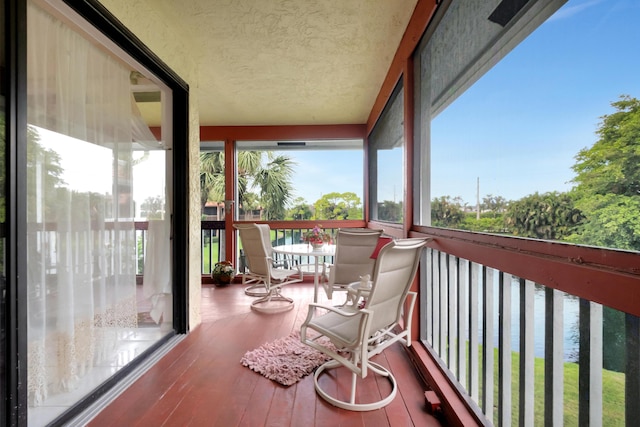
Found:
202,236 -> 220,273
473,346 -> 625,426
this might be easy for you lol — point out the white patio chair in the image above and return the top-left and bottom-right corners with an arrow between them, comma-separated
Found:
234,223 -> 302,313
321,228 -> 384,303
300,237 -> 430,411
236,223 -> 297,297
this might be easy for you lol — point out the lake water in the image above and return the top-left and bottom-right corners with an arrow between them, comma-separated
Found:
478,278 -> 581,362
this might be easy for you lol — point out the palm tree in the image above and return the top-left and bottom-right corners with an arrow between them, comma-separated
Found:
236,151 -> 260,212
252,152 -> 295,220
199,150 -> 296,220
199,152 -> 225,214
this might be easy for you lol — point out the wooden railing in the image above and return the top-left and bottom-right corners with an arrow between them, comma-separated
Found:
198,220 -> 366,275
410,226 -> 640,426
135,220 -> 366,278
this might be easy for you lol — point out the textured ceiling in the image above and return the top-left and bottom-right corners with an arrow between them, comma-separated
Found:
154,0 -> 418,126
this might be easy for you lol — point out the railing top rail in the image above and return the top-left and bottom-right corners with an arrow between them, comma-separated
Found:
412,225 -> 640,317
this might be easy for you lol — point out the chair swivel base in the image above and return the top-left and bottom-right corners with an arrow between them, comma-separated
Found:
244,283 -> 268,297
313,359 -> 398,411
250,294 -> 295,314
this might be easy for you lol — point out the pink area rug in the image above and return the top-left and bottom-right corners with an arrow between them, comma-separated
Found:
241,331 -> 337,386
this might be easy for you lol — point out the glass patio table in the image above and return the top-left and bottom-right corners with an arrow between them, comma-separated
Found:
271,243 -> 336,302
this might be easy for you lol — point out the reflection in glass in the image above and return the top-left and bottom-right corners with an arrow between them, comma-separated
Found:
26,2 -> 172,424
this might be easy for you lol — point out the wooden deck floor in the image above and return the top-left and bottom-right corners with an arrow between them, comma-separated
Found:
88,282 -> 444,426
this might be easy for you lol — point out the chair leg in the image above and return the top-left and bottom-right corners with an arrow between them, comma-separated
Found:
349,371 -> 357,404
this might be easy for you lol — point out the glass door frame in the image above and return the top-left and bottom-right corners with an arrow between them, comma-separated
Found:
3,0 -> 190,424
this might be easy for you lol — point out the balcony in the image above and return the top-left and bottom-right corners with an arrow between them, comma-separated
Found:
127,220 -> 640,426
10,1 -> 640,426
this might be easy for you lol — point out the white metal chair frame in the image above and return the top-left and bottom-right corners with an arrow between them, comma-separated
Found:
237,223 -> 299,297
321,228 -> 383,303
301,237 -> 430,411
234,223 -> 302,313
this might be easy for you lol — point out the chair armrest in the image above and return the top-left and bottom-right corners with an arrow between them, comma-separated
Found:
302,302 -> 366,327
307,302 -> 364,317
301,304 -> 373,351
268,255 -> 302,274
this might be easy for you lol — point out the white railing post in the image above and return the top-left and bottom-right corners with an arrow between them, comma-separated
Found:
469,262 -> 480,402
519,279 -> 535,427
423,248 -> 433,344
448,255 -> 458,374
433,250 -> 441,353
439,252 -> 448,360
457,258 -> 469,389
482,267 -> 494,421
498,272 -> 512,426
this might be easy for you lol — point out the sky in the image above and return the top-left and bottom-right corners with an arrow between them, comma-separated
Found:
287,149 -> 364,203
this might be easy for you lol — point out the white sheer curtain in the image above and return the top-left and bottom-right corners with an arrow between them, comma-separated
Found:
26,3 -> 138,406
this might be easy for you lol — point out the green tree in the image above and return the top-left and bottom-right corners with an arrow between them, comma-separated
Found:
314,192 -> 362,220
287,197 -> 313,220
481,194 -> 508,217
377,200 -> 403,222
200,151 -> 295,220
570,95 -> 640,251
200,151 -> 226,213
505,192 -> 583,240
236,151 -> 261,209
460,213 -> 505,233
431,196 -> 465,228
240,192 -> 260,216
252,153 -> 295,220
568,96 -> 640,373
568,194 -> 640,250
572,95 -> 640,197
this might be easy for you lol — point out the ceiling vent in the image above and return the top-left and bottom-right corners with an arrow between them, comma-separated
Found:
489,0 -> 530,27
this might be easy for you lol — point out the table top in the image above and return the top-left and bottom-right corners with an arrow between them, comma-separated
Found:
272,243 -> 336,256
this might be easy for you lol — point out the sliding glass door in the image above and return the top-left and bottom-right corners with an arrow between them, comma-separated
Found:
26,1 -> 175,424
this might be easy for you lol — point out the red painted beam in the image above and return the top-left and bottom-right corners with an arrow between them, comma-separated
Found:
200,124 -> 366,141
367,0 -> 438,134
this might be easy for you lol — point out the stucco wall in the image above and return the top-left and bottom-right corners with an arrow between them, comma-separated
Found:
98,0 -> 203,328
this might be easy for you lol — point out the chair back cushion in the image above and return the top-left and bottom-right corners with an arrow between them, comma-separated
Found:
331,228 -> 383,285
366,238 -> 428,332
257,223 -> 273,252
235,224 -> 271,276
